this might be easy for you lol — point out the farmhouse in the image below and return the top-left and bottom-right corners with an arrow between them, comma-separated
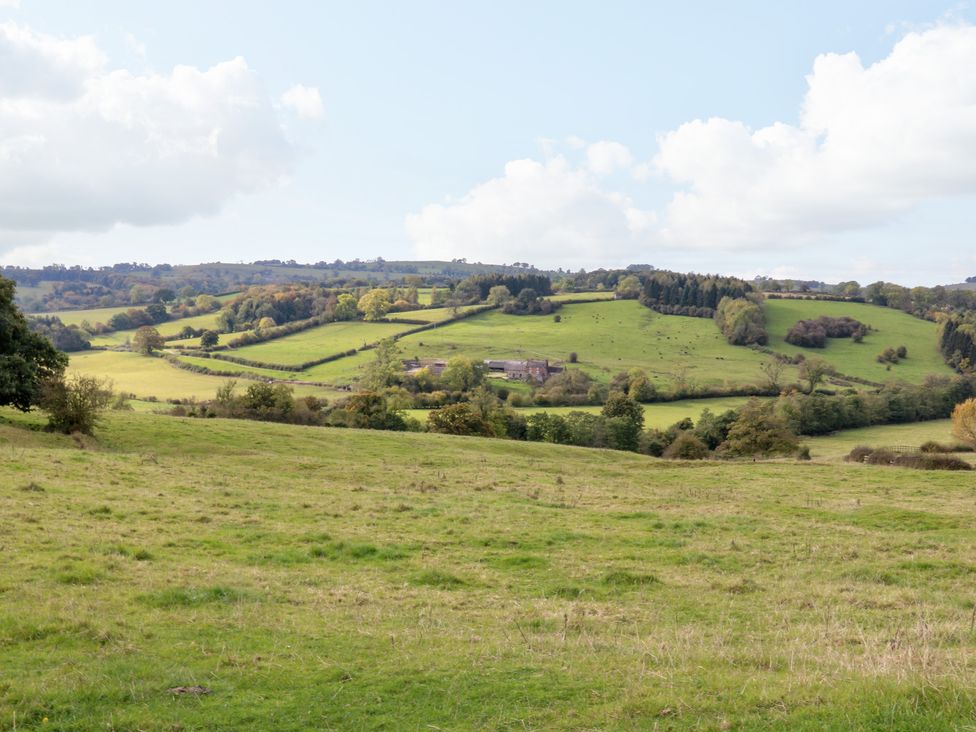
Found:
484,359 -> 560,383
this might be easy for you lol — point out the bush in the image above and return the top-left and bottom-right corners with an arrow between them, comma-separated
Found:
845,446 -> 972,471
40,375 -> 113,435
662,431 -> 709,460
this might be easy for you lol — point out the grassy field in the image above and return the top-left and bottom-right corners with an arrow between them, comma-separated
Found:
2,410 -> 976,729
225,321 -> 416,367
764,299 -> 950,383
385,305 -> 482,323
406,396 -> 756,429
47,293 -> 239,328
89,312 -> 225,348
548,290 -> 617,302
804,420 -> 966,461
316,300 -> 793,389
173,355 -> 302,381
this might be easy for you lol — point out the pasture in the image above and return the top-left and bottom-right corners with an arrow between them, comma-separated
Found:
66,351 -> 333,402
89,312 -> 225,348
763,299 -> 950,383
804,419 -> 966,461
385,304 -> 483,323
363,300 -> 792,389
226,321 -> 416,367
2,410 -> 976,729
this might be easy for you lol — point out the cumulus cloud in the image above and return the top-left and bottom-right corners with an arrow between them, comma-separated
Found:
406,155 -> 655,269
655,22 -> 976,249
408,22 -> 976,268
0,21 -> 293,245
280,83 -> 324,120
586,141 -> 634,176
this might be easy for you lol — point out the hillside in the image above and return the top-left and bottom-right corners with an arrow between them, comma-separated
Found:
2,410 -> 975,729
764,298 -> 952,383
304,300 -> 792,389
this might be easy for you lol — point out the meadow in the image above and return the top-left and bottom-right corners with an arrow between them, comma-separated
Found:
89,312 -> 226,348
66,351 -> 335,402
307,300 -> 792,389
804,419 -> 967,461
763,299 -> 951,383
225,321 -> 416,366
2,410 -> 976,730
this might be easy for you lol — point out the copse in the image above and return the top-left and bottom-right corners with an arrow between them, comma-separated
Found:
714,295 -> 768,346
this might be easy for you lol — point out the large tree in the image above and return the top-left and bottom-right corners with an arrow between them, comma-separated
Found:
0,276 -> 68,411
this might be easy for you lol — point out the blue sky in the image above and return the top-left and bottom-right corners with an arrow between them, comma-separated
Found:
1,0 -> 974,285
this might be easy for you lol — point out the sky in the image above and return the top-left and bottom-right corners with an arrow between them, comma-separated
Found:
0,1 -> 974,286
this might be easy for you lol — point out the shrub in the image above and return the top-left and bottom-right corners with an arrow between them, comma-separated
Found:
662,431 -> 709,460
40,375 -> 113,435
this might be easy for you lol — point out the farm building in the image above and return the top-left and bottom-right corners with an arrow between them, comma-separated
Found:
402,358 -> 449,377
484,359 -> 560,383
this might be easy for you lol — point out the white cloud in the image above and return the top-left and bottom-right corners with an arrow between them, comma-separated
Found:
408,22 -> 976,273
123,31 -> 146,59
280,83 -> 324,120
654,22 -> 976,249
406,155 -> 655,269
0,22 -> 293,247
0,1 -> 21,8
0,21 -> 105,98
585,140 -> 634,176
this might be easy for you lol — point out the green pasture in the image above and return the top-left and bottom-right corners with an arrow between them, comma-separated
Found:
2,410 -> 976,729
763,299 -> 950,383
804,419 -> 968,461
89,312 -> 225,347
225,320 -> 415,367
548,290 -> 616,302
352,300 -> 794,389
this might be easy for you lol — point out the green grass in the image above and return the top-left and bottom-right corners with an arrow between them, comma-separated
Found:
226,320 -> 416,367
309,300 -> 796,388
2,409 -> 976,729
804,419 -> 972,461
406,396 -> 756,429
548,290 -> 617,302
173,355 -> 302,380
764,299 -> 951,383
66,351 -> 336,402
89,312 -> 225,347
385,305 -> 481,323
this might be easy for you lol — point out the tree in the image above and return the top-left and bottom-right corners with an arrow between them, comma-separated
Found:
615,275 -> 642,299
602,392 -> 644,451
760,360 -> 785,392
601,392 -> 644,429
331,293 -> 357,321
798,357 -> 831,394
257,316 -> 277,331
428,403 -> 494,436
40,374 -> 113,435
952,398 -> 976,448
440,357 -> 484,392
486,285 -> 512,306
132,326 -> 165,355
361,339 -> 402,391
358,289 -> 391,321
718,399 -> 799,457
200,330 -> 219,348
0,276 -> 68,411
